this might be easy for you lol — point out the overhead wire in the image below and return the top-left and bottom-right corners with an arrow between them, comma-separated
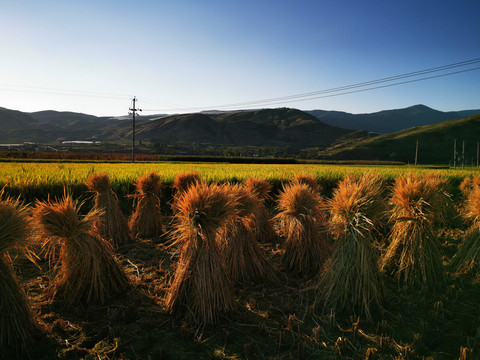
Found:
141,58 -> 480,112
0,58 -> 478,113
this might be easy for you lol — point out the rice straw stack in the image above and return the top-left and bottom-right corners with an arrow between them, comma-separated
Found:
451,185 -> 480,274
165,182 -> 237,325
86,173 -> 131,248
129,171 -> 163,239
319,173 -> 385,320
380,173 -> 447,291
292,173 -> 322,192
0,194 -> 41,359
219,185 -> 279,283
276,183 -> 331,275
244,177 -> 277,243
34,196 -> 130,306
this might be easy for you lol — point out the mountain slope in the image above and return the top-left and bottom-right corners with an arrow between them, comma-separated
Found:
0,107 -> 37,130
123,108 -> 363,148
321,113 -> 480,164
308,105 -> 480,133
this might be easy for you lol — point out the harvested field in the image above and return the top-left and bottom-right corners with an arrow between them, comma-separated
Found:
1,162 -> 479,359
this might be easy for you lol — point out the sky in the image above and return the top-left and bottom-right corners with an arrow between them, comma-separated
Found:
1,0 -> 479,116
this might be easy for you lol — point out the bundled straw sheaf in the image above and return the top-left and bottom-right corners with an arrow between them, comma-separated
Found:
319,173 -> 385,320
129,171 -> 163,239
0,194 -> 41,359
86,173 -> 131,247
173,171 -> 201,194
219,185 -> 279,283
451,185 -> 480,274
292,173 -> 322,192
244,177 -> 272,200
380,173 -> 447,291
459,175 -> 480,197
244,177 -> 277,243
276,183 -> 331,275
34,196 -> 130,306
165,182 -> 237,325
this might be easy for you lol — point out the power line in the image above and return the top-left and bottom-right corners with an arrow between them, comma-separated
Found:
0,84 -> 131,100
142,58 -> 480,112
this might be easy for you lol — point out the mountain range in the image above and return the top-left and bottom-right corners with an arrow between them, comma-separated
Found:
1,104 -> 479,163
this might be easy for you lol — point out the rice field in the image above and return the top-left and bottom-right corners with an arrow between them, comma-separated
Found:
0,161 -> 477,201
1,161 -> 480,359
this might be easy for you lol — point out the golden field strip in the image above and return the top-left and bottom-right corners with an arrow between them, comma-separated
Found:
0,161 -> 475,187
1,161 -> 478,190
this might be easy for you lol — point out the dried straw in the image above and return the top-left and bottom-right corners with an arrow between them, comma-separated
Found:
276,183 -> 331,275
219,185 -> 279,283
244,177 -> 277,243
459,175 -> 480,197
165,182 -> 237,325
319,173 -> 385,320
86,173 -> 131,248
173,171 -> 201,194
451,186 -> 480,274
379,173 -> 447,291
129,171 -> 163,239
0,194 -> 41,358
34,196 -> 130,306
291,173 -> 322,192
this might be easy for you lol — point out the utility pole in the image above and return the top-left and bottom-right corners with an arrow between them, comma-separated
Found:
453,139 -> 457,169
477,141 -> 479,168
414,139 -> 419,166
462,140 -> 465,169
129,97 -> 142,163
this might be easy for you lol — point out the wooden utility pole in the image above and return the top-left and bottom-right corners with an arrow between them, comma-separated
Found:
477,141 -> 479,168
129,97 -> 142,163
462,140 -> 465,169
453,139 -> 457,169
414,139 -> 419,166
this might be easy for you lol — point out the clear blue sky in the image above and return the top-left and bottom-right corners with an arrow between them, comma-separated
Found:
1,0 -> 479,116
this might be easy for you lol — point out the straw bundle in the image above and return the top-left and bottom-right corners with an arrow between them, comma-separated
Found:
276,183 -> 331,275
0,195 -> 40,358
319,173 -> 385,320
86,173 -> 131,248
165,182 -> 237,325
129,171 -> 163,239
173,171 -> 201,194
219,185 -> 279,283
380,173 -> 447,291
459,175 -> 480,197
244,177 -> 277,243
34,196 -> 130,306
451,185 -> 480,274
292,173 -> 322,192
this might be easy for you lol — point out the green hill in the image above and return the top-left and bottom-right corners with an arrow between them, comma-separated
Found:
308,104 -> 480,133
321,112 -> 480,164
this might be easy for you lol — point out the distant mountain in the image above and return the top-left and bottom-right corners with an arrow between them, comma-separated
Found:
0,107 -> 37,130
110,108 -> 365,148
321,112 -> 480,164
1,105 -> 479,162
308,104 -> 480,133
